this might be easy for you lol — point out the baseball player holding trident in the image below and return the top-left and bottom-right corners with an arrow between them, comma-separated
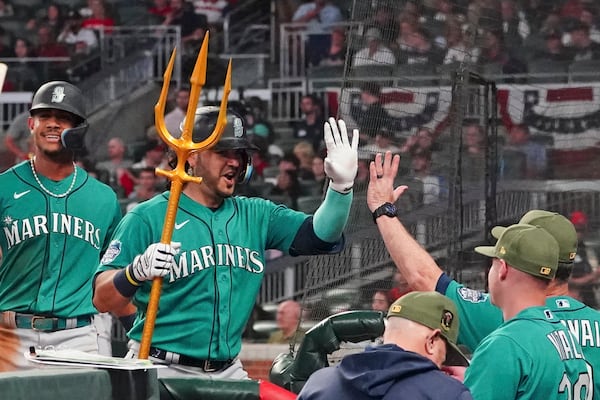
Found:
0,81 -> 122,370
93,36 -> 359,378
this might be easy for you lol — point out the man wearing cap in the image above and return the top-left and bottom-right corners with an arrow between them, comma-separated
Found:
366,151 -> 600,392
352,27 -> 396,67
297,291 -> 472,400
0,81 -> 122,369
464,224 -> 592,399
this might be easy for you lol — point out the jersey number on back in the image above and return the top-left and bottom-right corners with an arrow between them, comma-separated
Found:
558,362 -> 593,400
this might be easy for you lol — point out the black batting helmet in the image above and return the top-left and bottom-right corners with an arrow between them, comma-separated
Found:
185,106 -> 259,152
29,81 -> 87,123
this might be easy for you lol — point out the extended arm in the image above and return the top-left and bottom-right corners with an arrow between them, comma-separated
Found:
366,151 -> 444,291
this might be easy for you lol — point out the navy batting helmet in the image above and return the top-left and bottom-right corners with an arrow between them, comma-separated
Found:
185,106 -> 259,152
29,81 -> 87,122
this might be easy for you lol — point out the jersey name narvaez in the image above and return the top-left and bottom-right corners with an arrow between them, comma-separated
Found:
3,213 -> 101,249
562,319 -> 600,348
169,244 -> 264,282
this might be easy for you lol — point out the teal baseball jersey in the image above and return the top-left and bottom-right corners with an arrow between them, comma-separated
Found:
464,306 -> 593,400
440,274 -> 600,394
0,161 -> 121,317
97,191 -> 314,361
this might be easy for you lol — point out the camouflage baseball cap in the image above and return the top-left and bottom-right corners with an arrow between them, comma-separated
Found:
491,210 -> 577,263
476,224 -> 559,280
387,291 -> 469,366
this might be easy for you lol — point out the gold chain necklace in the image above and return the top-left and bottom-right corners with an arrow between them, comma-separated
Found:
29,157 -> 78,198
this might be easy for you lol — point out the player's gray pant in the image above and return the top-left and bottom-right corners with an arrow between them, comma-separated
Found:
14,324 -> 100,370
126,340 -> 249,380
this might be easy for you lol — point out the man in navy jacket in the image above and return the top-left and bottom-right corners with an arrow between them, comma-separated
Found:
298,292 -> 473,400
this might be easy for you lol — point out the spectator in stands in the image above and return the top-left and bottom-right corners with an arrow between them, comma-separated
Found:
560,0 -> 585,20
267,169 -> 301,209
82,0 -> 115,32
371,290 -> 390,312
96,137 -> 135,197
26,3 -> 65,40
443,18 -> 480,64
310,26 -> 347,67
478,28 -> 527,76
500,0 -> 530,50
425,0 -> 457,48
297,292 -> 471,400
501,124 -> 547,179
58,10 -> 99,56
293,94 -> 326,153
268,300 -> 305,345
34,24 -> 70,81
395,11 -> 421,53
580,4 -> 600,44
163,85 -> 190,137
568,210 -> 600,308
358,126 -> 401,160
162,0 -> 208,56
388,270 -> 412,302
10,37 -> 43,92
461,122 -> 486,182
408,150 -> 447,206
0,0 -> 13,17
352,27 -> 396,67
364,5 -> 399,46
349,82 -> 390,141
397,26 -> 442,65
131,140 -> 168,173
192,0 -> 229,29
4,110 -> 32,164
148,0 -> 172,19
311,154 -> 327,193
292,0 -> 343,32
293,141 -> 316,180
0,27 -> 14,58
126,167 -> 161,212
565,20 -> 600,61
534,28 -> 573,62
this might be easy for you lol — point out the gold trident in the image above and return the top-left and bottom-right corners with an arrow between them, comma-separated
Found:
138,32 -> 232,360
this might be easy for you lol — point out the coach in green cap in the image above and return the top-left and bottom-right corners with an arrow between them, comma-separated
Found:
463,224 -> 592,400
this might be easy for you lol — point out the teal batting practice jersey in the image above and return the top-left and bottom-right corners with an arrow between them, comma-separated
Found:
0,161 -> 121,317
464,306 -> 593,400
97,192 -> 318,361
440,274 -> 600,394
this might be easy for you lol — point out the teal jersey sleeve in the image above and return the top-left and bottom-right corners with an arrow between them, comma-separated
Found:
97,192 -> 310,361
0,162 -> 121,317
437,274 -> 503,353
464,307 -> 593,400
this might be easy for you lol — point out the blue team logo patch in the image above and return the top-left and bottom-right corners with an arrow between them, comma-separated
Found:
101,240 -> 122,264
457,287 -> 487,303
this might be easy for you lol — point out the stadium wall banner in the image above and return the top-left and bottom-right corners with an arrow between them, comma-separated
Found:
329,83 -> 600,150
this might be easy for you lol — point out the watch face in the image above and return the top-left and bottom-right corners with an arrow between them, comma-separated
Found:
383,204 -> 396,214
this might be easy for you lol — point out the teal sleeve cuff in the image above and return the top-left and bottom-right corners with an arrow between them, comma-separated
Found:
312,187 -> 353,242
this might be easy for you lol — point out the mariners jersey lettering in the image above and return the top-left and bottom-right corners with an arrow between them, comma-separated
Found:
97,192 -> 308,360
0,161 -> 121,316
4,213 -> 102,249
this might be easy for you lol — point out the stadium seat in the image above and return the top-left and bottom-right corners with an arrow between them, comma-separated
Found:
307,65 -> 345,89
568,60 -> 600,83
527,60 -> 569,84
394,63 -> 437,87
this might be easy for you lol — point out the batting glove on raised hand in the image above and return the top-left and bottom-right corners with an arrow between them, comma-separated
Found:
324,117 -> 359,194
126,242 -> 181,285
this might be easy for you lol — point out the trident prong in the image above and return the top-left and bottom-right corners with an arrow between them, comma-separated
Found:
138,31 -> 232,360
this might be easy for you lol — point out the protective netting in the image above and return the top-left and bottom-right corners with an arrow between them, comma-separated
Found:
271,0 -> 600,354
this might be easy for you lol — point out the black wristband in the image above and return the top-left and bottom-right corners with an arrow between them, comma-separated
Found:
118,313 -> 136,331
113,267 -> 141,298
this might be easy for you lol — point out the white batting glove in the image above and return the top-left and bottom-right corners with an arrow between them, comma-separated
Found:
127,242 -> 181,284
324,117 -> 359,194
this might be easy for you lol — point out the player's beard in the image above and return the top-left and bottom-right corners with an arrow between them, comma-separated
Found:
40,145 -> 74,164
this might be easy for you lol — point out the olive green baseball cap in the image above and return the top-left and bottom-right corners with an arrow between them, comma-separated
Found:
491,210 -> 577,263
387,291 -> 469,366
476,224 -> 559,279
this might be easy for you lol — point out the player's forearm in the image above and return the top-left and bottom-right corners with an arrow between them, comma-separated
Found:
313,187 -> 352,242
376,215 -> 443,291
93,270 -> 135,313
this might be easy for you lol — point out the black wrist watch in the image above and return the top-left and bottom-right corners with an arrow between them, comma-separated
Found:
372,202 -> 398,223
